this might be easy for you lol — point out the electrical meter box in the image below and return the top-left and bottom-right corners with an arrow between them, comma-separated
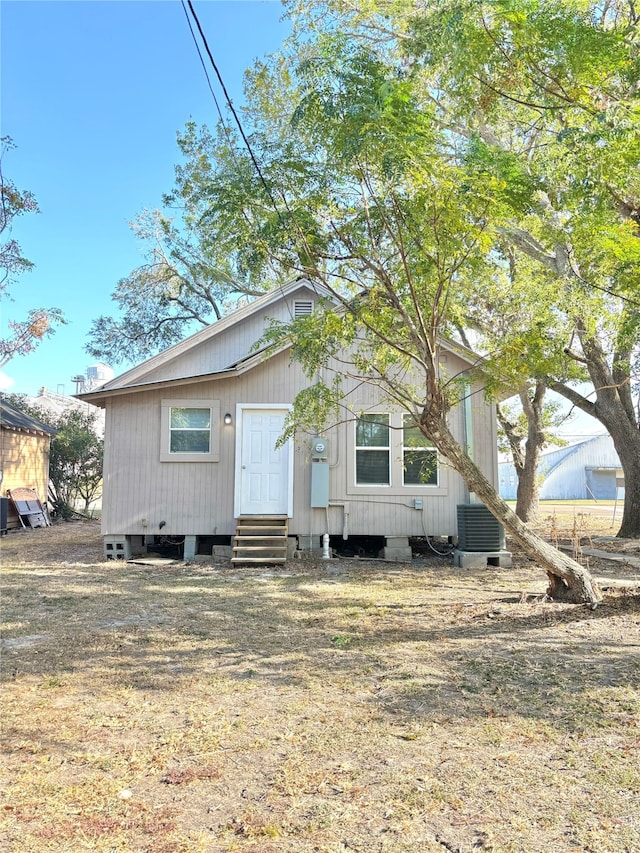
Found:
311,462 -> 330,507
311,436 -> 329,458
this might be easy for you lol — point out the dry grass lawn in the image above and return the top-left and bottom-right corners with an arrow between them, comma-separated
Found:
1,519 -> 639,852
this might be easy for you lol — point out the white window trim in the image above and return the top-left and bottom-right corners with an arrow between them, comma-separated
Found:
160,398 -> 221,462
347,412 -> 448,496
402,414 -> 440,487
355,412 -> 391,486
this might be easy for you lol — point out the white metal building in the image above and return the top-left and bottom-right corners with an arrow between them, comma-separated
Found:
499,434 -> 623,501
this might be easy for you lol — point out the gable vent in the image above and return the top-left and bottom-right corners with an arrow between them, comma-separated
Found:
294,300 -> 313,318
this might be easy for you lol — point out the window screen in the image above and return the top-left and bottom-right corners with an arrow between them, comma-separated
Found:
169,407 -> 211,453
403,415 -> 438,485
356,414 -> 390,484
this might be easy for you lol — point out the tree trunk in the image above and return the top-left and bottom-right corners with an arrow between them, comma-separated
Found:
593,405 -> 640,539
514,383 -> 546,523
422,411 -> 600,605
496,406 -> 540,523
551,336 -> 640,538
515,451 -> 540,522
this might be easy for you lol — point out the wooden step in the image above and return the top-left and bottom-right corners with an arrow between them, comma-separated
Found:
235,528 -> 287,535
236,516 -> 288,522
233,537 -> 287,542
231,516 -> 289,565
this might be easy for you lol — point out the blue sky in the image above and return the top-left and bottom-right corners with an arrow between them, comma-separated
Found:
1,0 -> 290,396
1,0 -> 605,440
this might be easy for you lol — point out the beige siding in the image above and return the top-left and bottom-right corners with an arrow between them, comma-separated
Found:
131,285 -> 322,386
102,347 -> 496,543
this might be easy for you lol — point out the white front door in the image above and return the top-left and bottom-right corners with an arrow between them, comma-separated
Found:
236,407 -> 293,517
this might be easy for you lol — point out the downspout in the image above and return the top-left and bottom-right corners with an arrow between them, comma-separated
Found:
462,375 -> 476,504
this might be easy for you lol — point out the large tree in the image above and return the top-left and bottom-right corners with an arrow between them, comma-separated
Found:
284,0 -> 639,536
166,37 -> 598,602
455,247 -> 579,522
497,382 -> 570,521
0,137 -> 63,366
86,127 -> 278,366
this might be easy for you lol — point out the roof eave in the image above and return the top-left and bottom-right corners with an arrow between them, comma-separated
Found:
76,344 -> 289,406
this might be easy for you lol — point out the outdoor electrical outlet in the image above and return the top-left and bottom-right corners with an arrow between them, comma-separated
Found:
413,498 -> 423,510
141,518 -> 147,528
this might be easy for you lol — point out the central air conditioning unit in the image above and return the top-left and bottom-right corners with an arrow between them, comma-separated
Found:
457,504 -> 505,551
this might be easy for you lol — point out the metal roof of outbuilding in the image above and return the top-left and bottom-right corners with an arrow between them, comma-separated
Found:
0,399 -> 58,436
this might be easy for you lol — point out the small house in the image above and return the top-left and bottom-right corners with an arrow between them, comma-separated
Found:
79,279 -> 501,562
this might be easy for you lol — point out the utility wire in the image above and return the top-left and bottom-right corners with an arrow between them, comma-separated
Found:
182,2 -> 639,319
181,0 -> 326,320
180,1 -> 225,126
580,278 -> 640,308
184,0 -> 284,223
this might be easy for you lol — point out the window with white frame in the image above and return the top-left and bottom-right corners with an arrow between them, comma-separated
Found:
355,413 -> 390,485
402,414 -> 438,485
351,411 -> 444,492
160,399 -> 220,462
170,407 -> 211,453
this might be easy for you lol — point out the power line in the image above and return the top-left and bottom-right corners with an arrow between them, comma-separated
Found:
180,2 -> 225,126
576,276 -> 640,308
183,0 -> 283,221
181,0 -> 320,320
181,2 -> 640,324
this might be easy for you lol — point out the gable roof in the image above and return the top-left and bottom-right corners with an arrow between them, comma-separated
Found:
78,276 -> 485,407
78,278 -> 333,405
0,399 -> 58,436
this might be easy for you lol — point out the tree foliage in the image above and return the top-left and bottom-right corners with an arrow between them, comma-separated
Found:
164,34 -> 598,602
497,381 -> 570,521
46,408 -> 104,518
85,0 -> 640,593
283,0 -> 640,536
0,137 -> 64,367
85,123 -> 279,366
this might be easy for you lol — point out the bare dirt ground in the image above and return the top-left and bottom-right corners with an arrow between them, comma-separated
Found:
1,518 -> 639,853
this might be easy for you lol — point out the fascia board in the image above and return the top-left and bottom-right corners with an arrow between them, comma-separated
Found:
76,343 -> 292,407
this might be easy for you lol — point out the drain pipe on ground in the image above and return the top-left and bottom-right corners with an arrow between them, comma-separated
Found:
322,533 -> 331,560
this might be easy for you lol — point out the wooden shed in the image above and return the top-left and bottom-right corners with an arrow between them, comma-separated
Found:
0,398 -> 57,530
